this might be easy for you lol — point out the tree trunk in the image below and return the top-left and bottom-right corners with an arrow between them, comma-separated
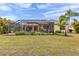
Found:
64,29 -> 67,36
64,25 -> 68,36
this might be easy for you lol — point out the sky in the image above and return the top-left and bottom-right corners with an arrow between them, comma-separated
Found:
0,3 -> 79,21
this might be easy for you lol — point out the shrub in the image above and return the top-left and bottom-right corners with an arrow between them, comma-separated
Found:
15,31 -> 26,35
15,31 -> 54,35
55,30 -> 61,33
40,33 -> 47,35
74,23 -> 79,33
69,29 -> 73,33
15,31 -> 35,35
30,32 -> 35,35
40,25 -> 44,32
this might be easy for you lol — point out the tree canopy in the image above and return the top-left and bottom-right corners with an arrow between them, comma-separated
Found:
65,9 -> 79,16
59,15 -> 69,26
0,17 -> 11,34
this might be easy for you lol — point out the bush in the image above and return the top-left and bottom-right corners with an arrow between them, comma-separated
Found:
30,32 -> 35,35
55,30 -> 61,33
15,31 -> 35,35
15,31 -> 55,35
74,23 -> 79,33
69,29 -> 73,33
15,31 -> 26,35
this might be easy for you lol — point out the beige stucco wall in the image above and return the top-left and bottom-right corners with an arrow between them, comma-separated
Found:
54,25 -> 60,32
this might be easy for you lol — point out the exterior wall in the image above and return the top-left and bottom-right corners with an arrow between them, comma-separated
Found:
14,20 -> 56,33
54,24 -> 60,32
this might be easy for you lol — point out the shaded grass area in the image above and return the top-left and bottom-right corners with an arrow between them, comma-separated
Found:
0,34 -> 79,55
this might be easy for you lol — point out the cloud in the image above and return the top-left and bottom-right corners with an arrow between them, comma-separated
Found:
65,4 -> 79,10
43,7 -> 66,17
43,8 -> 67,19
43,9 -> 66,16
0,4 -> 12,11
16,3 -> 32,8
43,4 -> 79,19
44,4 -> 79,13
0,3 -> 79,20
44,12 -> 65,20
36,3 -> 52,9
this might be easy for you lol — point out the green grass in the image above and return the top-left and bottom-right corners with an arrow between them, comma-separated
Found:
0,34 -> 79,55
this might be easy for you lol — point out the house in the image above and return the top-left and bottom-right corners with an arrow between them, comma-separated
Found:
14,20 -> 59,33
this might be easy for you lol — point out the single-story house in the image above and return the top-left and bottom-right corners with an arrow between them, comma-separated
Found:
14,20 -> 59,33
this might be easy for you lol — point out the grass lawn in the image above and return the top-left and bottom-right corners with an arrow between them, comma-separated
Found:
0,34 -> 79,55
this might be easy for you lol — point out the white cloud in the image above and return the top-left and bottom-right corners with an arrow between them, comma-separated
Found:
36,3 -> 52,9
16,3 -> 32,8
0,4 -> 12,11
44,10 -> 65,16
43,4 -> 79,19
46,12 -> 65,17
44,12 -> 65,20
43,5 -> 69,19
43,7 -> 66,17
43,9 -> 67,18
67,4 -> 79,10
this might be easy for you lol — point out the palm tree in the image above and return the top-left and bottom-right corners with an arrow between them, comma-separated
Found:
59,15 -> 69,36
65,9 -> 79,24
65,9 -> 79,33
59,9 -> 79,36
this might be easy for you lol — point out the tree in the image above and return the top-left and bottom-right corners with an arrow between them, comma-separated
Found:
40,25 -> 44,32
0,17 -> 11,34
59,15 -> 69,36
65,9 -> 79,34
71,19 -> 79,33
65,9 -> 79,25
59,9 -> 79,36
73,22 -> 79,33
65,9 -> 79,17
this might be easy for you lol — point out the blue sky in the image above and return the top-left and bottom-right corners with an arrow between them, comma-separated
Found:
0,3 -> 79,21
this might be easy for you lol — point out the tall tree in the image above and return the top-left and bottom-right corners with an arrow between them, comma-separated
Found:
0,17 -> 11,34
59,9 -> 79,36
59,15 -> 69,36
65,9 -> 79,25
